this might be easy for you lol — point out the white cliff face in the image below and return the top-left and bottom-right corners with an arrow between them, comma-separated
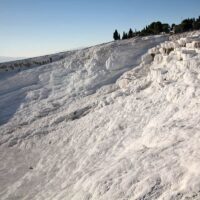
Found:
1,32 -> 200,200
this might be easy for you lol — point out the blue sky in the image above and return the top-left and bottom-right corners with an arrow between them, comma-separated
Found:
0,0 -> 200,57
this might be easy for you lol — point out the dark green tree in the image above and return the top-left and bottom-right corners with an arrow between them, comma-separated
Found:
193,17 -> 200,30
162,24 -> 170,33
153,22 -> 163,34
122,32 -> 128,40
174,25 -> 182,33
180,19 -> 194,32
193,21 -> 200,30
128,28 -> 134,38
113,30 -> 120,40
112,15 -> 200,39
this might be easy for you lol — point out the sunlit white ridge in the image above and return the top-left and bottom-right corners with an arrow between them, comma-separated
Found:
1,31 -> 200,200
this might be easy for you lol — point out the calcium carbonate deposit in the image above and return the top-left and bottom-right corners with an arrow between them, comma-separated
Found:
1,32 -> 200,200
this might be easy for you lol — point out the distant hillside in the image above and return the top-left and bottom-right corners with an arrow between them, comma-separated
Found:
0,51 -> 75,72
0,56 -> 25,63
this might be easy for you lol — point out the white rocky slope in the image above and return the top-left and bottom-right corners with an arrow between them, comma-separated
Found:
1,33 -> 200,200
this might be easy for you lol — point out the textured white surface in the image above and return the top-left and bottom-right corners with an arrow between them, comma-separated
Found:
1,33 -> 200,199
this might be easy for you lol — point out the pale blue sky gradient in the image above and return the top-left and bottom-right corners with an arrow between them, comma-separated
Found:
0,0 -> 200,57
